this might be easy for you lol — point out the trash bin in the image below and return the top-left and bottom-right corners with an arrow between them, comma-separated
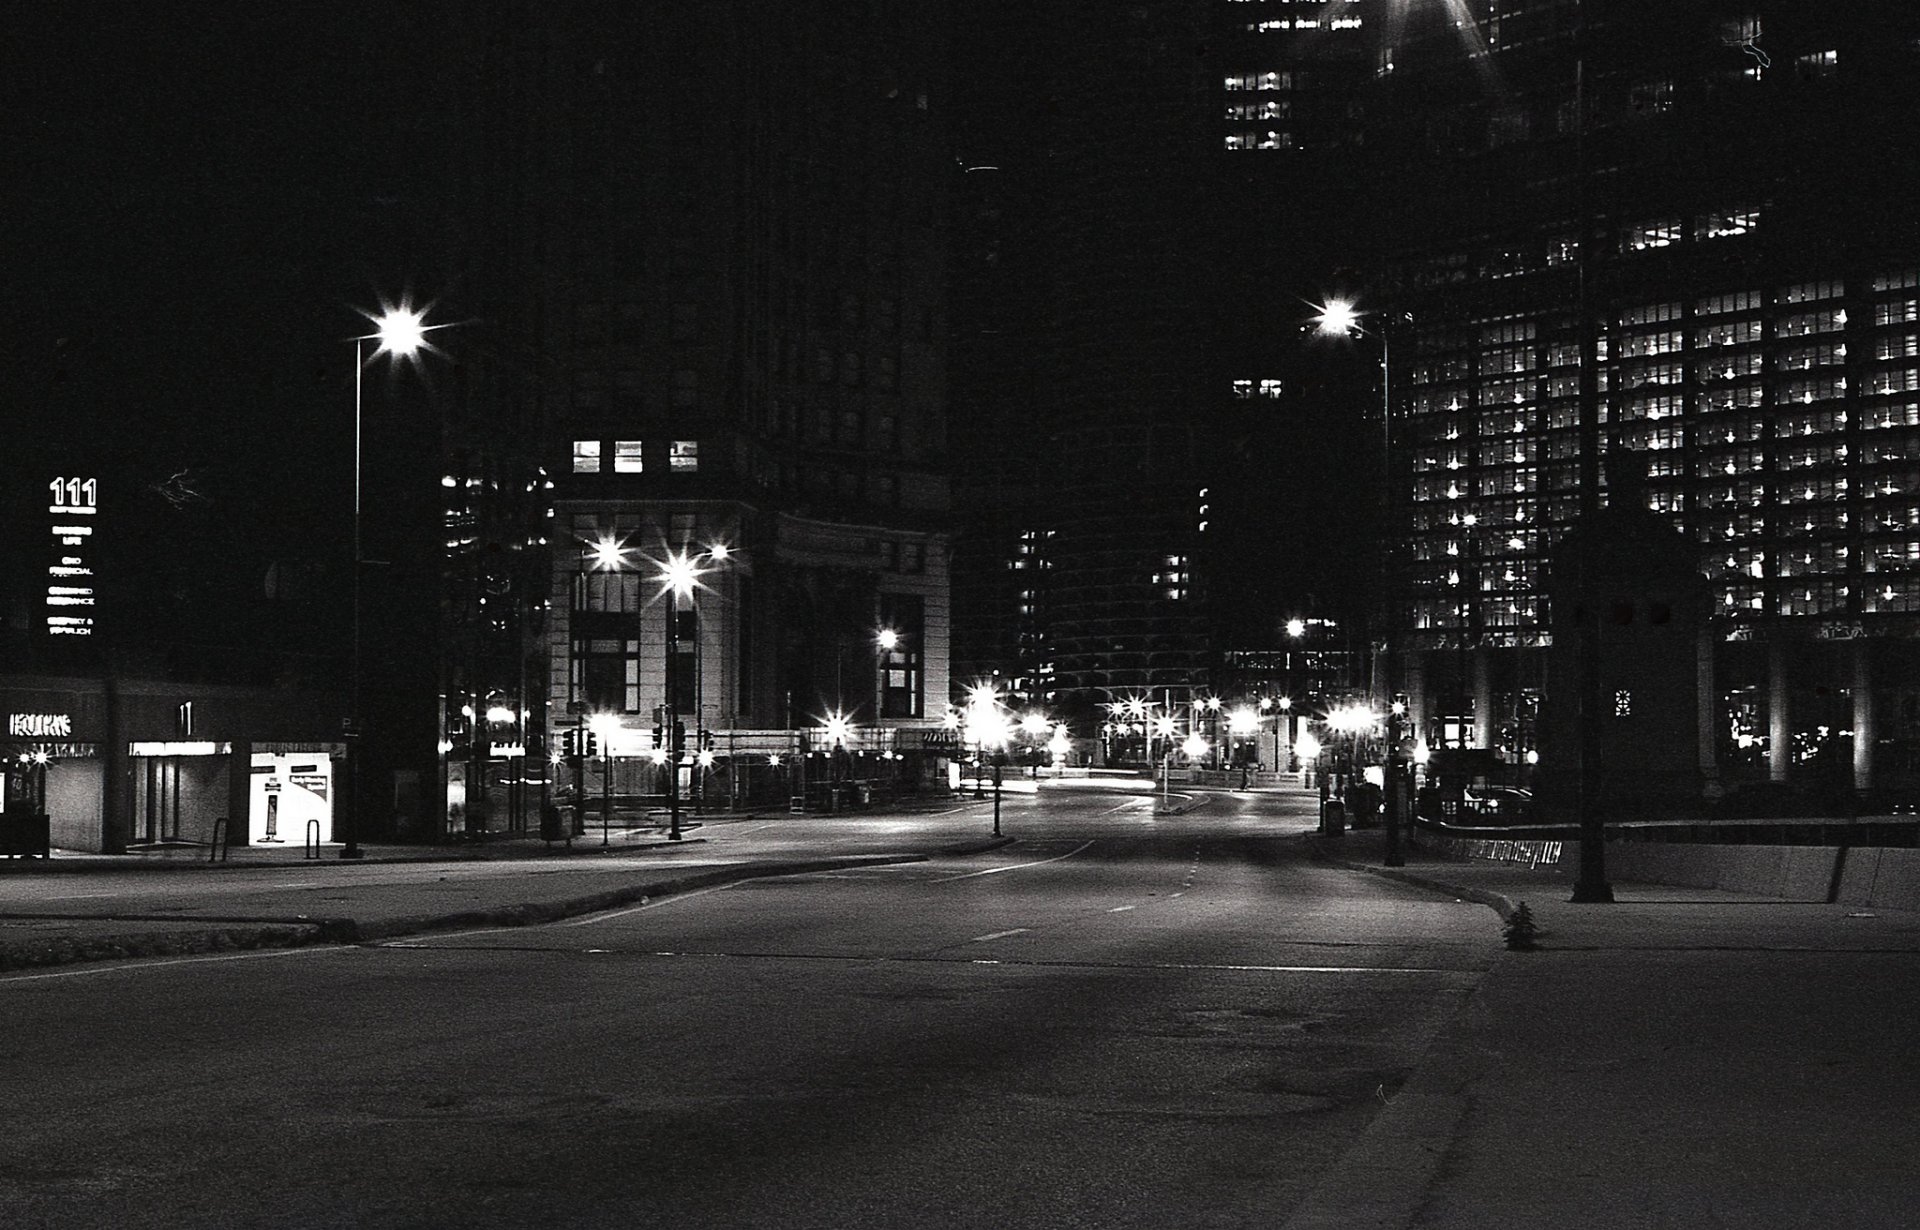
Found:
539,803 -> 563,843
1322,800 -> 1346,837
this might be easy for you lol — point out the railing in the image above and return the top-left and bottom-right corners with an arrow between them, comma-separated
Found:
304,819 -> 322,860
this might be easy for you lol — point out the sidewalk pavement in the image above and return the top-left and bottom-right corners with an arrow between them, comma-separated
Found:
0,801 -> 1009,974
1289,825 -> 1920,1230
1307,824 -> 1920,951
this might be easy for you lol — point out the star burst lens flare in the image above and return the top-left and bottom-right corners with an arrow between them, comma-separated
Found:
821,711 -> 854,745
659,549 -> 704,599
357,297 -> 446,362
374,308 -> 427,357
1315,298 -> 1360,336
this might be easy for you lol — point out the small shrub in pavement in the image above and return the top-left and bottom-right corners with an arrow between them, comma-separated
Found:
1503,901 -> 1540,950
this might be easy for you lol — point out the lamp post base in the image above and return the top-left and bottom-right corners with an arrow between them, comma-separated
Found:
338,847 -> 364,860
1569,879 -> 1615,903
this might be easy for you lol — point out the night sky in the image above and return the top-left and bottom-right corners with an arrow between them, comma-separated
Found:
3,4 -> 464,668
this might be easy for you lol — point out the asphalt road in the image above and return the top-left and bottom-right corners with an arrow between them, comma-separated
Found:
1,786 -> 1501,1228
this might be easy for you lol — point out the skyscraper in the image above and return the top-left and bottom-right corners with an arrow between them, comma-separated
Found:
1367,0 -> 1920,802
446,5 -> 956,825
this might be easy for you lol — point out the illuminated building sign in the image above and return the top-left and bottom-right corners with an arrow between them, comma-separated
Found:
8,714 -> 73,738
46,476 -> 98,637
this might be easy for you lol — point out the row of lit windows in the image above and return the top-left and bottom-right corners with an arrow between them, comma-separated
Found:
572,439 -> 700,474
1225,131 -> 1295,150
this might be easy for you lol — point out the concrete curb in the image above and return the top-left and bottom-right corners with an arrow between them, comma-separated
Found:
0,836 -> 705,875
1304,837 -> 1523,922
0,923 -> 325,973
0,835 -> 1018,973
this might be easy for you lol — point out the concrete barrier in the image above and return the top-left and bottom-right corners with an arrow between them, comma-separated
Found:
1417,827 -> 1917,908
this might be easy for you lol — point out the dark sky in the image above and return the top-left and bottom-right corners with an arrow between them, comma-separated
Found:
2,4 -> 467,663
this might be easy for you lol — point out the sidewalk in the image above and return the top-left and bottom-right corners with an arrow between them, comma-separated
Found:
0,801 -> 1009,974
1308,825 -> 1920,951
1289,825 -> 1920,1230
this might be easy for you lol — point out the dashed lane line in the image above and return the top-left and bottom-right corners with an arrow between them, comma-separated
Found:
932,840 -> 1095,882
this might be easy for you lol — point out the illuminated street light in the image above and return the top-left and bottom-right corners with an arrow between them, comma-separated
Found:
345,302 -> 446,860
589,712 -> 621,846
877,627 -> 900,651
659,549 -> 703,600
1228,707 -> 1260,736
821,711 -> 854,746
1286,618 -> 1307,639
589,536 -> 628,571
1182,732 -> 1210,761
1315,298 -> 1360,337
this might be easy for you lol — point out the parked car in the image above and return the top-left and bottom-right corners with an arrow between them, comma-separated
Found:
1460,785 -> 1534,826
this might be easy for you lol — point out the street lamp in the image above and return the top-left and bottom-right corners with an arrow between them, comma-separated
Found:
821,710 -> 853,812
589,711 -> 621,846
345,304 -> 441,860
657,547 -> 710,840
961,686 -> 1010,833
1317,296 -> 1411,855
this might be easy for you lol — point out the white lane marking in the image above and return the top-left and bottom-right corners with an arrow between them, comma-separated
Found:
381,884 -> 742,948
971,928 -> 1030,942
1101,799 -> 1145,815
1107,905 -> 1136,913
0,944 -> 343,985
561,883 -> 735,927
44,892 -> 116,900
933,840 -> 1094,882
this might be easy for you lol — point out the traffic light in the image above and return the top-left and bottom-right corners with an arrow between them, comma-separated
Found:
562,728 -> 579,758
583,730 -> 600,758
700,728 -> 714,752
672,720 -> 686,751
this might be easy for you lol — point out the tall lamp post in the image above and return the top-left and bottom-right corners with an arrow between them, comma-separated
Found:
345,305 -> 438,860
1317,298 -> 1410,862
962,685 -> 1009,834
658,548 -> 708,840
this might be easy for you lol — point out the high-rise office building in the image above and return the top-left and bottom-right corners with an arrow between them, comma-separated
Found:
449,5 -> 955,822
949,2 -> 1377,749
1366,0 -> 1920,801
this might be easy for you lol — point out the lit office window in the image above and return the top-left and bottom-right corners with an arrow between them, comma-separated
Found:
1795,50 -> 1837,81
1620,220 -> 1681,252
670,441 -> 699,472
1697,209 -> 1758,239
572,440 -> 602,473
613,440 -> 643,473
